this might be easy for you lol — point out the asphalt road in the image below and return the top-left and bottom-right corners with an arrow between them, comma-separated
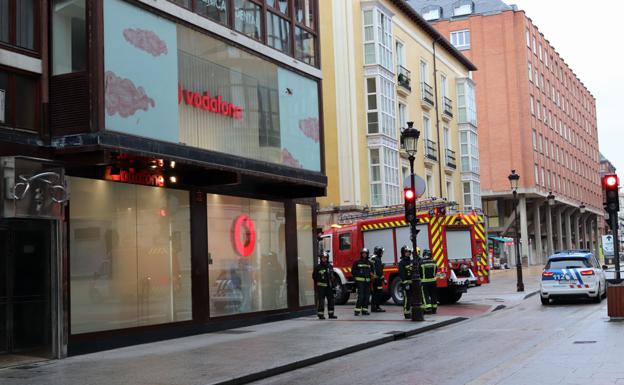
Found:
252,296 -> 618,385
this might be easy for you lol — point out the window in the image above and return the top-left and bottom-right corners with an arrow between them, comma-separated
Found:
525,29 -> 530,47
195,0 -> 228,25
462,180 -> 481,210
427,173 -> 434,198
423,114 -> 431,142
0,69 -> 38,132
534,164 -> 539,183
446,179 -> 454,202
52,0 -> 87,75
370,148 -> 382,206
530,95 -> 534,115
536,101 -> 541,119
366,78 -> 378,134
295,27 -> 316,66
296,204 -> 315,306
544,138 -> 549,157
422,6 -> 442,21
339,233 -> 351,251
69,178 -> 192,334
398,102 -> 407,129
539,44 -> 543,61
460,129 -> 479,174
538,134 -> 543,153
541,167 -> 545,186
295,0 -> 314,30
363,10 -> 375,65
453,1 -> 473,16
396,41 -> 405,67
528,62 -> 533,82
450,30 -> 470,50
532,129 -> 537,150
0,0 -> 36,51
267,12 -> 291,54
362,8 -> 393,70
444,126 -> 450,150
440,73 -> 448,100
234,0 -> 262,41
457,80 -> 476,125
420,60 -> 428,84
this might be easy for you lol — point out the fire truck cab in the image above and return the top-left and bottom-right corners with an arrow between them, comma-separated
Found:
321,201 -> 489,306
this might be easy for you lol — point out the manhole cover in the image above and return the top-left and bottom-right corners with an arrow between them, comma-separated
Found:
573,341 -> 597,344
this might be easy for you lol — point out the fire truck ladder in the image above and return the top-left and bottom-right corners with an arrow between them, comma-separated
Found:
338,198 -> 458,224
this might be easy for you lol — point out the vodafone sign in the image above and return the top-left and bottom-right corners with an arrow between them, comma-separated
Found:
233,215 -> 256,257
178,84 -> 243,120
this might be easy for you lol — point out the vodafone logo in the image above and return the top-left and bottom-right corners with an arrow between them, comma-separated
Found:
233,215 -> 256,257
178,83 -> 244,120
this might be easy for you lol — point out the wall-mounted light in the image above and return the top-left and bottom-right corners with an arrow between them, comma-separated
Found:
169,176 -> 177,184
170,161 -> 176,169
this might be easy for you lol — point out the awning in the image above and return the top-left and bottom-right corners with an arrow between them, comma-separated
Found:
488,236 -> 514,243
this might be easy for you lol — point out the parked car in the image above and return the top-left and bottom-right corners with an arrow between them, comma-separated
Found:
540,250 -> 607,305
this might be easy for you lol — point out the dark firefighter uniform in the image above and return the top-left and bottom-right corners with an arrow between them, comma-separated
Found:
420,250 -> 438,314
370,247 -> 385,312
312,252 -> 337,319
352,248 -> 372,316
398,245 -> 414,319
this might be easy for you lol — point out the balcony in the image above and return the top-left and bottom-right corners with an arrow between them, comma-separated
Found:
421,82 -> 434,109
397,65 -> 411,94
424,139 -> 437,161
443,97 -> 453,120
445,149 -> 457,169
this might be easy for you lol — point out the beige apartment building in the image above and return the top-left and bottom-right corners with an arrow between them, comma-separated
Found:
318,0 -> 479,226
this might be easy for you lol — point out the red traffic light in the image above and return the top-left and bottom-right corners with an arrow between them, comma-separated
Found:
605,175 -> 618,188
404,188 -> 415,200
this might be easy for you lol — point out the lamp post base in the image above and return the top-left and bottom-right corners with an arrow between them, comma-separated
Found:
517,283 -> 525,292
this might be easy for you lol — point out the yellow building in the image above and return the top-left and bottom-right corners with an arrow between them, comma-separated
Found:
318,0 -> 481,226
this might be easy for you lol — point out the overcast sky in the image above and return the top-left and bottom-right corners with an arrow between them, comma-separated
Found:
508,0 -> 624,175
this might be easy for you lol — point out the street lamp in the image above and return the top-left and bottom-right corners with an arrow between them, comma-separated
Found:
547,191 -> 556,206
508,170 -> 524,292
401,121 -> 424,322
580,203 -> 586,214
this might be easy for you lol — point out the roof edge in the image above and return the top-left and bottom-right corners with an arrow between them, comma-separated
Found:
389,0 -> 477,71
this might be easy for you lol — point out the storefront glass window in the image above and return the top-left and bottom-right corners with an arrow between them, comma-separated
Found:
196,0 -> 228,25
267,12 -> 291,54
296,204 -> 314,306
234,0 -> 262,41
52,0 -> 87,75
207,194 -> 287,317
69,177 -> 192,334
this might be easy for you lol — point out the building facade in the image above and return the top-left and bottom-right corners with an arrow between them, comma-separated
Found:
0,0 -> 324,362
318,0 -> 479,227
410,0 -> 603,265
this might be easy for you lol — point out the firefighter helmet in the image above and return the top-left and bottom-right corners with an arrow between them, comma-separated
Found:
319,250 -> 330,260
400,245 -> 412,256
373,246 -> 384,255
422,249 -> 432,259
360,248 -> 369,258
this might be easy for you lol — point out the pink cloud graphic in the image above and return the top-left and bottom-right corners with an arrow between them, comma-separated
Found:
123,28 -> 168,57
105,71 -> 155,118
282,148 -> 303,168
299,117 -> 320,143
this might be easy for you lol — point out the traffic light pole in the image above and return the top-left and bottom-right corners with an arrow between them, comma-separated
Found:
610,211 -> 621,283
408,155 -> 424,322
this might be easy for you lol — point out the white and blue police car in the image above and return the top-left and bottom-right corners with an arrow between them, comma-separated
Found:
540,250 -> 607,305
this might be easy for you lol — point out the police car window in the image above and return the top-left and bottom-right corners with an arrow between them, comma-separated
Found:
546,258 -> 591,269
339,233 -> 351,251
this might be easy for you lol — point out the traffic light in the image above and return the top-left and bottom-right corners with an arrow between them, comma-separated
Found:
404,187 -> 416,223
604,174 -> 620,212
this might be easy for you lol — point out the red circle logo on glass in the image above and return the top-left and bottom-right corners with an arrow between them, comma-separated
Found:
233,215 -> 256,257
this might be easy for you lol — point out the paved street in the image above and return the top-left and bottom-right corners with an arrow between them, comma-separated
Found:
253,280 -> 624,384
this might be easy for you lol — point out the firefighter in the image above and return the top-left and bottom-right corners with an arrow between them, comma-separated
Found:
352,248 -> 372,316
312,251 -> 337,319
398,245 -> 414,319
370,246 -> 386,312
420,249 -> 438,314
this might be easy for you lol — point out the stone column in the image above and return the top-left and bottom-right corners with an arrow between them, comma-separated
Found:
594,216 -> 600,258
565,208 -> 573,250
580,215 -> 588,250
519,195 -> 529,265
545,203 -> 554,256
573,212 -> 580,249
533,202 -> 543,265
555,206 -> 564,251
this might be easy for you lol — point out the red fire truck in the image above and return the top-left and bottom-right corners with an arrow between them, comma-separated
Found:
320,200 -> 489,305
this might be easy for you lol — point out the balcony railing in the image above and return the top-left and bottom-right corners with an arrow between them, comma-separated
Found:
421,82 -> 434,105
425,139 -> 437,161
397,65 -> 411,90
445,149 -> 457,168
443,97 -> 453,117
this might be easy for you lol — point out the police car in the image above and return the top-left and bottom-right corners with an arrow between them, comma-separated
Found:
540,250 -> 607,305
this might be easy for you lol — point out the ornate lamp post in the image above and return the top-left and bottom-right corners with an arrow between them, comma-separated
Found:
401,121 -> 424,321
508,170 -> 524,292
547,191 -> 556,206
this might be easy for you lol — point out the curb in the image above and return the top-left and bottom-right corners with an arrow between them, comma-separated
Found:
213,317 -> 467,385
523,290 -> 540,300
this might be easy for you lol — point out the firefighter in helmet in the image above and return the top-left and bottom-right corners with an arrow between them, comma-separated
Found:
352,248 -> 372,316
312,250 -> 337,319
398,245 -> 415,319
370,246 -> 386,312
420,249 -> 438,314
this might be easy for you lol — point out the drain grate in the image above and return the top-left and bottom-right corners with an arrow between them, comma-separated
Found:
573,340 -> 597,344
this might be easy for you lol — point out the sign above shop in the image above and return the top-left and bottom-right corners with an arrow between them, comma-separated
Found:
178,84 -> 243,120
104,166 -> 165,187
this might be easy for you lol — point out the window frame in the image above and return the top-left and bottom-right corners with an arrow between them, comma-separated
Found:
0,64 -> 40,133
450,29 -> 470,50
0,0 -> 40,56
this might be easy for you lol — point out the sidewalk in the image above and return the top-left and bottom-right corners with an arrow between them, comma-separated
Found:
0,307 -> 464,385
461,266 -> 543,309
